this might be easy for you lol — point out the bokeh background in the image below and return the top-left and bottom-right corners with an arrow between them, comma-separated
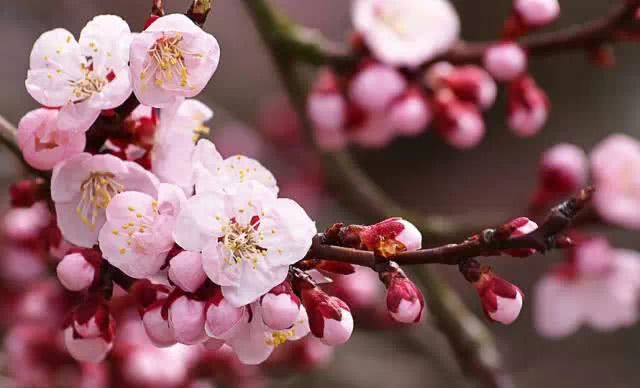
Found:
1,1 -> 639,387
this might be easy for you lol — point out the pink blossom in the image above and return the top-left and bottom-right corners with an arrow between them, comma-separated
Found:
168,295 -> 207,345
434,91 -> 485,149
226,303 -> 310,365
56,252 -> 96,291
99,183 -> 184,278
260,282 -> 301,330
192,139 -> 279,197
169,251 -> 207,292
129,14 -> 220,107
349,64 -> 406,113
175,182 -> 316,306
26,16 -> 133,131
507,75 -> 549,136
352,0 -> 460,67
442,65 -> 497,110
514,0 -> 560,27
17,108 -> 86,170
301,287 -> 353,346
51,153 -> 158,247
483,42 -> 527,81
152,99 -> 213,192
307,70 -> 348,151
590,134 -> 640,230
534,239 -> 640,337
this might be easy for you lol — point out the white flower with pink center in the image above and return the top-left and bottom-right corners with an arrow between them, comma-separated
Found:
26,15 -> 133,131
590,134 -> 640,230
130,14 -> 220,107
352,0 -> 460,67
51,153 -> 159,248
192,139 -> 279,196
175,182 -> 316,306
225,303 -> 310,365
17,108 -> 86,171
152,99 -> 213,192
98,183 -> 185,278
534,238 -> 640,337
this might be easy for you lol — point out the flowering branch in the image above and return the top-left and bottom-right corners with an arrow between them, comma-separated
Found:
306,188 -> 591,269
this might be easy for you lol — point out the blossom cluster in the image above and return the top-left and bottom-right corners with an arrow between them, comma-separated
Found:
9,9 -> 434,374
307,0 -> 558,150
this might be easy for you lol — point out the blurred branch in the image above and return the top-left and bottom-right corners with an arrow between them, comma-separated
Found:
241,1 -> 515,387
307,188 -> 591,268
260,0 -> 640,67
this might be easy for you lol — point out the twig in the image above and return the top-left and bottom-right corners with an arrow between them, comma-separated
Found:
307,188 -> 591,268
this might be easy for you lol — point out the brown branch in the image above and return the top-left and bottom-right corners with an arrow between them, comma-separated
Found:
306,188 -> 592,269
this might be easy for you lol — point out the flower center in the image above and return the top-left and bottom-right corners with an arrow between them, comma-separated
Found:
145,34 -> 190,88
76,172 -> 124,230
265,329 -> 295,347
112,201 -> 160,256
72,67 -> 108,102
375,6 -> 410,37
221,219 -> 266,266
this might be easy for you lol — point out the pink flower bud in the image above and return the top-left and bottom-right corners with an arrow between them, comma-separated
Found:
474,270 -> 524,325
349,63 -> 407,113
508,75 -> 550,137
260,282 -> 301,330
301,287 -> 353,346
64,303 -> 115,362
386,275 -> 425,324
359,217 -> 422,255
64,327 -> 113,363
9,179 -> 48,208
434,91 -> 485,149
205,289 -> 246,339
514,0 -> 560,27
424,61 -> 454,89
388,89 -> 431,136
168,251 -> 207,293
541,143 -> 588,193
483,42 -> 527,81
168,296 -> 206,345
56,252 -> 96,291
444,65 -> 497,110
202,337 -> 225,352
142,305 -> 176,347
501,217 -> 539,257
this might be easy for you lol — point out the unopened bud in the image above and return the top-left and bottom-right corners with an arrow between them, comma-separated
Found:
205,288 -> 246,339
502,217 -> 539,257
472,267 -> 524,325
168,251 -> 207,293
380,267 -> 425,324
443,65 -> 497,110
56,252 -> 97,291
359,217 -> 422,256
301,287 -> 353,346
483,42 -> 527,82
142,304 -> 176,347
434,91 -> 485,149
9,179 -> 48,208
260,282 -> 301,330
64,302 -> 114,362
349,63 -> 407,113
388,88 -> 431,136
514,0 -> 560,27
168,295 -> 206,345
508,75 -> 549,137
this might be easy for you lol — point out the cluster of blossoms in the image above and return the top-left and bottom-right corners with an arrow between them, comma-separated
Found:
8,8 -> 439,376
307,0 -> 557,150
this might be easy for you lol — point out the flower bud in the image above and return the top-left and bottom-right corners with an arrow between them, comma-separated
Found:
301,287 -> 353,346
9,179 -> 48,208
205,288 -> 246,339
388,89 -> 431,136
531,143 -> 588,209
508,75 -> 550,137
443,65 -> 497,110
434,91 -> 485,149
502,217 -> 539,257
514,0 -> 560,27
471,267 -> 524,325
168,251 -> 207,293
168,295 -> 206,345
64,302 -> 115,362
260,282 -> 301,330
308,70 -> 348,151
56,252 -> 96,291
384,273 -> 425,324
424,61 -> 454,90
483,42 -> 527,81
142,304 -> 176,347
359,217 -> 422,256
349,63 -> 407,113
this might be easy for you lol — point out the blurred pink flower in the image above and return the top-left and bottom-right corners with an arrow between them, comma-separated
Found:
483,42 -> 527,82
514,0 -> 560,27
507,75 -> 549,137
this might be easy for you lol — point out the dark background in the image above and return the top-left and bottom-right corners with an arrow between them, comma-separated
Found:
1,1 -> 639,387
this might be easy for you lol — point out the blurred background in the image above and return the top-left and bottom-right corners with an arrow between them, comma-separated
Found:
1,1 -> 639,387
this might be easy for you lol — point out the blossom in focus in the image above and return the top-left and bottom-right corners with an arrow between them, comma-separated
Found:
99,183 -> 185,278
56,251 -> 98,291
467,265 -> 524,325
379,266 -> 425,324
175,182 -> 316,306
483,42 -> 527,82
152,99 -> 213,192
352,0 -> 460,67
590,133 -> 640,230
225,303 -> 310,365
17,108 -> 86,170
260,281 -> 302,331
507,75 -> 549,137
51,153 -> 158,247
300,286 -> 354,346
26,16 -> 133,131
130,14 -> 220,107
534,236 -> 640,337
